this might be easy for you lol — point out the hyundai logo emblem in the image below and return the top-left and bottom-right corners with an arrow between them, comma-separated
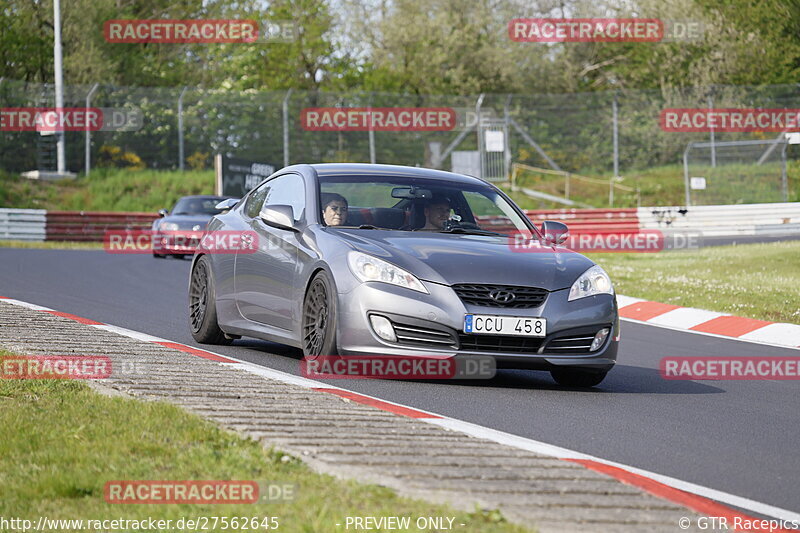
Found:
488,289 -> 515,303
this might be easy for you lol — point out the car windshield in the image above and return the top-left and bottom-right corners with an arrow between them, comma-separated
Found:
318,175 -> 534,236
171,197 -> 227,216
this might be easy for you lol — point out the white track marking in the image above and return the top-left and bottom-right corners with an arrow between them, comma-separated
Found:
647,307 -> 726,329
620,317 -> 800,351
739,323 -> 800,347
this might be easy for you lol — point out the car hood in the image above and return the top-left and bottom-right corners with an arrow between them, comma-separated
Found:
330,229 -> 595,291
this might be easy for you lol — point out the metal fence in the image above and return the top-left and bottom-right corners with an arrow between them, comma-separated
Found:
1,79 -> 799,203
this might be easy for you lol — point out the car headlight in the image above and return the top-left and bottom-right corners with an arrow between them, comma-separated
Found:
568,265 -> 613,301
160,222 -> 179,231
347,251 -> 428,294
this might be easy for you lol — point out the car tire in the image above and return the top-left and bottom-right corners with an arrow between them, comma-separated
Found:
550,368 -> 608,388
189,255 -> 232,345
301,270 -> 339,357
153,253 -> 166,258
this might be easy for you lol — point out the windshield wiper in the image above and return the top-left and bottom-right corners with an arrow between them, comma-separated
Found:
329,224 -> 381,229
438,227 -> 506,237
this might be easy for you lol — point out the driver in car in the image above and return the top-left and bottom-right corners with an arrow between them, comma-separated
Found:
321,193 -> 348,226
421,196 -> 451,230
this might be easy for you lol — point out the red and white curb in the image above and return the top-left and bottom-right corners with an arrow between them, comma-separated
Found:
618,295 -> 800,350
2,295 -> 799,531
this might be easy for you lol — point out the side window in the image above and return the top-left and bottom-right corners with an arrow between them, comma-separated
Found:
263,174 -> 305,221
242,174 -> 305,221
244,182 -> 270,219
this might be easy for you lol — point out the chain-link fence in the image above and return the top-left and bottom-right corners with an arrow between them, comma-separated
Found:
1,79 -> 798,205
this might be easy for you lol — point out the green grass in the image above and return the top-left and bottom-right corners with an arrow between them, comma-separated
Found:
586,240 -> 800,324
0,362 -> 530,533
510,162 -> 800,209
0,168 -> 215,212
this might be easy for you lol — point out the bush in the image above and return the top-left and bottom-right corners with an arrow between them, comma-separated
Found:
96,145 -> 146,170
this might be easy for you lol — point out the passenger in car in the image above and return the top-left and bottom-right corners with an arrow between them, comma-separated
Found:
422,196 -> 451,230
321,193 -> 348,226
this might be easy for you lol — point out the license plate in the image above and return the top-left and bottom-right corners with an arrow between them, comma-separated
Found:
463,315 -> 546,337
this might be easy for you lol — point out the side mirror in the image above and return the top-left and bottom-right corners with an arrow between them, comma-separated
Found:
158,209 -> 169,218
541,220 -> 569,246
214,198 -> 240,211
259,204 -> 297,231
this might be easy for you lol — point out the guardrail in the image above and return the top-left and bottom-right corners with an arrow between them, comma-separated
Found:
45,211 -> 156,242
0,209 -> 47,241
638,203 -> 800,237
1,204 -> 798,243
524,208 -> 640,232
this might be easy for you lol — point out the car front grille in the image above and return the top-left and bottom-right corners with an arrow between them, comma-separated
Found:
452,284 -> 548,309
457,333 -> 545,354
543,334 -> 596,354
541,326 -> 611,355
392,321 -> 458,348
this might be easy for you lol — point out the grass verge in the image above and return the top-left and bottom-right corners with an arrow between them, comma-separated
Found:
511,162 -> 800,209
587,240 -> 800,324
0,357 -> 530,533
0,168 -> 215,212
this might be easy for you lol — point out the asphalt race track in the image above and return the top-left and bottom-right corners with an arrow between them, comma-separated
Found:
1,248 -> 798,515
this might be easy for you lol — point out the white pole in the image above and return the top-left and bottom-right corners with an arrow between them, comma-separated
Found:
85,83 -> 99,176
709,95 -> 716,167
53,0 -> 66,173
475,93 -> 485,179
612,92 -> 619,179
368,95 -> 376,164
178,87 -> 187,170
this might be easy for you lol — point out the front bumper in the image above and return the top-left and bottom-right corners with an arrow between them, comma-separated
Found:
152,231 -> 202,255
336,280 -> 619,372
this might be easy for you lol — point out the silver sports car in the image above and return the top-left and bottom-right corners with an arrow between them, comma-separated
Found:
188,163 -> 619,387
